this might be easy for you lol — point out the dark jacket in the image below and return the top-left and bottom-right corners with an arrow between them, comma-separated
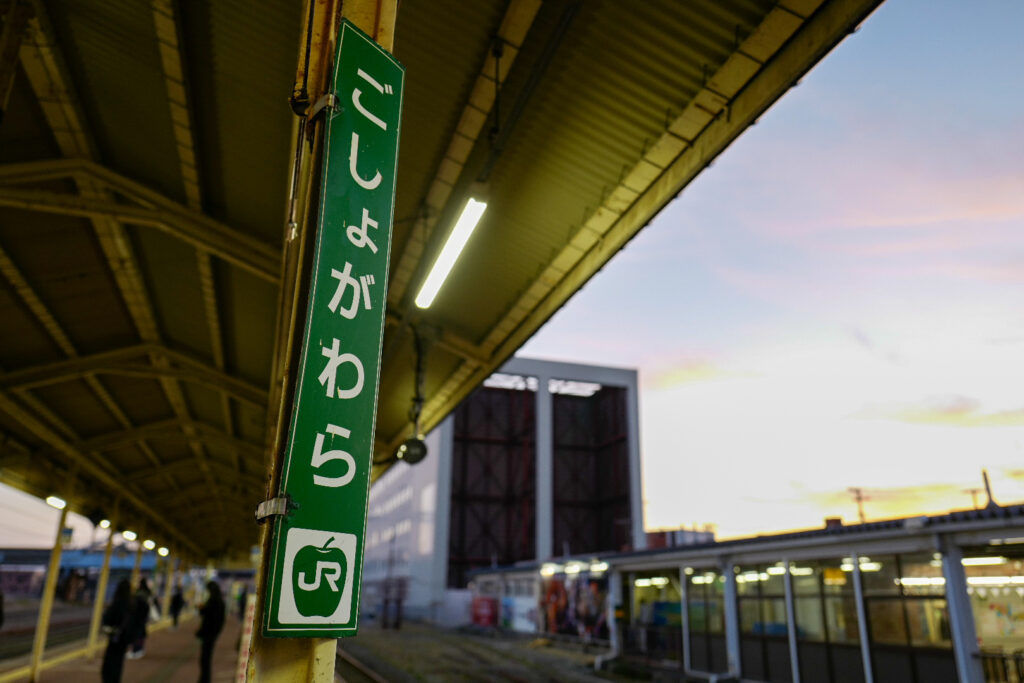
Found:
197,597 -> 225,641
122,589 -> 151,644
170,591 -> 185,615
101,596 -> 132,643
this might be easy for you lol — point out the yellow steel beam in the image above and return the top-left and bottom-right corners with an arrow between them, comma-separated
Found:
86,514 -> 117,659
0,185 -> 278,282
1,1 -> 32,118
0,342 -> 269,408
129,458 -> 263,492
20,0 -> 231,537
67,418 -> 264,461
0,158 -> 279,282
28,504 -> 68,682
148,0 -> 243,489
0,388 -> 202,554
0,242 -> 179,487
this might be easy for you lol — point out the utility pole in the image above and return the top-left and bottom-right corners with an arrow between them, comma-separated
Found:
962,488 -> 982,510
848,487 -> 868,524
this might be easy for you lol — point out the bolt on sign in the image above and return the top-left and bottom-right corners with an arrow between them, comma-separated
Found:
264,20 -> 404,638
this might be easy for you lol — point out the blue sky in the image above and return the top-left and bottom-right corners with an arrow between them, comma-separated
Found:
4,0 -> 1024,547
520,0 -> 1024,537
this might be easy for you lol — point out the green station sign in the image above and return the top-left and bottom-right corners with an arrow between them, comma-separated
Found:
264,20 -> 404,638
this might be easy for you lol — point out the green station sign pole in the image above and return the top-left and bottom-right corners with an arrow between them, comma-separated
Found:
263,19 -> 404,638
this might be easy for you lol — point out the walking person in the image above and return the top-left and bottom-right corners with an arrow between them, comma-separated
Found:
196,581 -> 225,683
126,578 -> 152,659
100,579 -> 134,683
170,585 -> 185,628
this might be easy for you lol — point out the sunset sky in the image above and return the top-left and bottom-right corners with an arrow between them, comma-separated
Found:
521,0 -> 1024,538
4,0 -> 1024,547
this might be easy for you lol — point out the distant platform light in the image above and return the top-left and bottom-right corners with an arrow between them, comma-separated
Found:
122,530 -> 137,541
540,562 -> 561,577
143,539 -> 156,550
45,496 -> 67,510
415,198 -> 487,309
157,547 -> 169,557
99,519 -> 111,529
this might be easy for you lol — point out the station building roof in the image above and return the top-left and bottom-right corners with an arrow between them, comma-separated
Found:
468,504 -> 1024,579
0,0 -> 883,558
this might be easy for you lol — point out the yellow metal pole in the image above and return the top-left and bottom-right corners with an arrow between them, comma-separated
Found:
246,1 -> 396,680
130,542 -> 143,589
161,554 -> 175,622
28,505 -> 69,682
86,526 -> 116,658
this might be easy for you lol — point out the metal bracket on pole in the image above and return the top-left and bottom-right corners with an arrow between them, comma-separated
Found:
308,92 -> 337,121
255,495 -> 299,524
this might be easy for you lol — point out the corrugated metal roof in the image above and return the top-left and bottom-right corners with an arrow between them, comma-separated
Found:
0,0 -> 885,556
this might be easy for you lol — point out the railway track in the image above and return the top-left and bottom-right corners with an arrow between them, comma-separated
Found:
0,619 -> 91,661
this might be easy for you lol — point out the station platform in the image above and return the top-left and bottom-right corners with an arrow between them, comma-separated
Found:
0,614 -> 242,683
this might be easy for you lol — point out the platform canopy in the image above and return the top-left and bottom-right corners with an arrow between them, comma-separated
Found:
0,0 -> 882,557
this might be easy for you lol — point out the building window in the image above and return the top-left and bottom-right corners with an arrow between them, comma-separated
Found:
793,558 -> 865,683
960,545 -> 1024,677
736,564 -> 792,682
686,570 -> 728,673
862,554 -> 956,683
626,572 -> 682,661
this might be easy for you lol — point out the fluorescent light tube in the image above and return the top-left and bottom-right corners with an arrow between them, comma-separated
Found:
45,496 -> 66,510
415,198 -> 487,308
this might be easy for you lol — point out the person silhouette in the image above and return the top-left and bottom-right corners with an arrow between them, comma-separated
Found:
196,581 -> 226,683
100,579 -> 133,683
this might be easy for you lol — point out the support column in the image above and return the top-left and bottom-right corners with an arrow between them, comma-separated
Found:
940,539 -> 984,683
722,560 -> 741,678
246,1 -> 399,681
432,416 -> 454,615
131,541 -> 144,589
624,377 -> 645,550
783,561 -> 801,683
161,554 -> 175,621
87,526 -> 116,657
1,0 -> 32,122
679,567 -> 691,672
28,505 -> 68,682
535,372 -> 552,561
607,569 -> 622,652
850,552 -> 875,683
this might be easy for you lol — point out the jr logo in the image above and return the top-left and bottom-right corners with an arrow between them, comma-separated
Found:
298,560 -> 343,592
278,528 -> 356,624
